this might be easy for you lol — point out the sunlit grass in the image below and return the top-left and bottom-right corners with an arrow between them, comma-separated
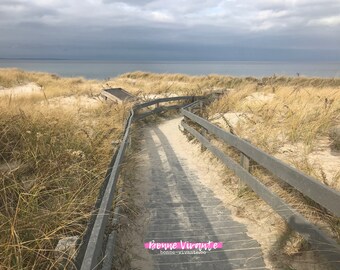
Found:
0,69 -> 129,269
0,68 -> 102,99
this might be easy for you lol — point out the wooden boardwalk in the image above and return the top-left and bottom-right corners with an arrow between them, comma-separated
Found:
139,118 -> 267,270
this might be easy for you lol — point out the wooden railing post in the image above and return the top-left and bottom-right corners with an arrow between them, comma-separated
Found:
239,152 -> 250,190
199,100 -> 203,114
200,128 -> 208,152
240,153 -> 250,172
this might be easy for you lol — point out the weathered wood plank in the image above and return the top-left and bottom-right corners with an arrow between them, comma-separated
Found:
101,88 -> 135,103
142,120 -> 266,269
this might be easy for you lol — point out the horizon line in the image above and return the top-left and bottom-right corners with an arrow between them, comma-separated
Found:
1,58 -> 340,63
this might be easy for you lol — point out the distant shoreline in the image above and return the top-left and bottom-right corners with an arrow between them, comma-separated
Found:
2,58 -> 340,63
1,60 -> 339,79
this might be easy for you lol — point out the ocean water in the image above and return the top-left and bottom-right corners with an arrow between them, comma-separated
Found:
0,60 -> 340,79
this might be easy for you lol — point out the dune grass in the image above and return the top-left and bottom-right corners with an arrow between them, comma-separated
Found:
110,71 -> 340,95
0,68 -> 102,99
0,69 -> 131,269
1,68 -> 339,268
206,81 -> 340,187
0,105 -> 128,269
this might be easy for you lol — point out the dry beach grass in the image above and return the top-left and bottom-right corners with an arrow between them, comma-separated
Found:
0,68 -> 339,269
0,69 -> 130,269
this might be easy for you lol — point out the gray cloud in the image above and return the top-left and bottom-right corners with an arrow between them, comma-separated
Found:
102,0 -> 154,5
0,0 -> 339,60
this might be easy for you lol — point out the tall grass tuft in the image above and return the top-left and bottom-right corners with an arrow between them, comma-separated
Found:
0,69 -> 129,269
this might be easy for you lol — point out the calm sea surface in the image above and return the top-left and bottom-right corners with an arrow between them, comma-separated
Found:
1,60 -> 340,79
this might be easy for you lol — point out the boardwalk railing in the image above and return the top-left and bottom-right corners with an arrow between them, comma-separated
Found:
134,96 -> 197,120
181,101 -> 340,268
75,96 -> 202,270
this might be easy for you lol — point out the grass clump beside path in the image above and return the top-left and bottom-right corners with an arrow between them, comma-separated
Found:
206,77 -> 340,188
0,69 -> 130,269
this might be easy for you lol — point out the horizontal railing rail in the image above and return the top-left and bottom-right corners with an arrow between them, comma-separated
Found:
75,96 -> 201,270
134,105 -> 183,120
182,109 -> 340,216
181,102 -> 340,268
77,109 -> 134,270
133,96 -> 198,111
133,96 -> 204,120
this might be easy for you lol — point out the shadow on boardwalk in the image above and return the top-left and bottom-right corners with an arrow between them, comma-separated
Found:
141,125 -> 267,270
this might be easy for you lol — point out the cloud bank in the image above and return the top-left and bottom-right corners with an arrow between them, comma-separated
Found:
0,0 -> 339,60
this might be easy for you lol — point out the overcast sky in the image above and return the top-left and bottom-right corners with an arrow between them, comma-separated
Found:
0,0 -> 340,61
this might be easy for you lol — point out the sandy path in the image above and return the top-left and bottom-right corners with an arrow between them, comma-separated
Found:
126,117 -> 267,270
